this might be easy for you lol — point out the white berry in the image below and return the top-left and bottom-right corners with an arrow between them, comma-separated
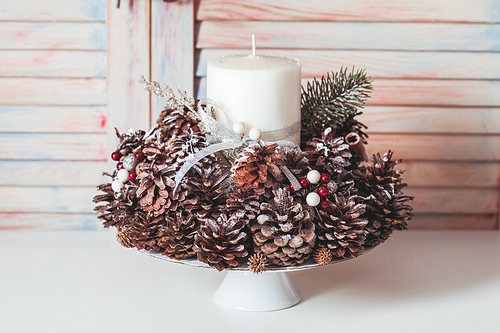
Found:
117,169 -> 129,182
111,179 -> 124,192
307,170 -> 321,184
306,192 -> 321,207
248,127 -> 262,140
232,121 -> 246,135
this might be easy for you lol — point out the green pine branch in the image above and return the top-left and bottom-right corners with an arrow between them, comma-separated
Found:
301,67 -> 373,140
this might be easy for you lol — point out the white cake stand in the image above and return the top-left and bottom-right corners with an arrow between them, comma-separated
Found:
140,248 -> 373,311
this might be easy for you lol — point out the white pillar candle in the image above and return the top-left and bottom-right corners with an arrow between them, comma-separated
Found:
207,54 -> 302,145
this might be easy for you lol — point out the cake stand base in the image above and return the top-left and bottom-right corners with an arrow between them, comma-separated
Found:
213,271 -> 301,311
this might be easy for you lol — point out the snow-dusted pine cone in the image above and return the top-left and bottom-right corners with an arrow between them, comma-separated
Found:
251,188 -> 316,266
156,107 -> 200,139
305,128 -> 352,177
194,213 -> 248,271
231,141 -> 285,196
159,211 -> 199,259
317,192 -> 369,259
225,187 -> 261,223
120,212 -> 167,251
180,163 -> 229,220
113,128 -> 146,161
359,151 -> 413,247
93,176 -> 139,228
135,163 -> 183,216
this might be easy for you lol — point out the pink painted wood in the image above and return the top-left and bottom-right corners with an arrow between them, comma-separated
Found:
197,0 -> 500,23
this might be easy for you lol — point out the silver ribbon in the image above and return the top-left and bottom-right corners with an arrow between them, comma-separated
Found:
168,99 -> 302,192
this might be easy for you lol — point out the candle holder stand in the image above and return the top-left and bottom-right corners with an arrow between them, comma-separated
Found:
214,270 -> 300,311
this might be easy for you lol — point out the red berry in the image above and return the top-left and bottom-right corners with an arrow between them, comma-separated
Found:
299,178 -> 309,187
318,186 -> 328,197
129,171 -> 137,181
289,183 -> 295,191
320,174 -> 330,184
135,151 -> 144,161
111,151 -> 121,161
116,162 -> 123,170
320,200 -> 330,209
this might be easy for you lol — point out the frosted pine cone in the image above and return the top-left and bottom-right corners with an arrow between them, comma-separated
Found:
93,176 -> 139,228
305,128 -> 352,177
225,187 -> 261,223
156,107 -> 200,140
136,163 -> 182,216
360,151 -> 413,247
159,211 -> 199,259
180,163 -> 229,220
251,188 -> 316,266
231,141 -> 285,195
194,213 -> 248,271
317,192 -> 369,259
121,212 -> 166,251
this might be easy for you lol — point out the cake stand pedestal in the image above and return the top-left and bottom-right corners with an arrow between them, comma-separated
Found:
140,248 -> 373,312
214,270 -> 300,311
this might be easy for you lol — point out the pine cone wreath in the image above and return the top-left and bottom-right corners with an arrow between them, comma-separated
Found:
251,188 -> 316,266
159,211 -> 199,259
231,141 -> 285,196
360,151 -> 413,247
317,192 -> 369,259
305,128 -> 352,177
194,213 -> 248,271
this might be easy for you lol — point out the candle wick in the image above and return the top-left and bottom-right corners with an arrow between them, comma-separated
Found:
251,35 -> 256,57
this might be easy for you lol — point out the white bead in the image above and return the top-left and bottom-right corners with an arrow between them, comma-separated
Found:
306,192 -> 321,207
307,170 -> 321,184
111,179 -> 124,193
248,127 -> 262,140
117,169 -> 129,182
232,121 -> 246,135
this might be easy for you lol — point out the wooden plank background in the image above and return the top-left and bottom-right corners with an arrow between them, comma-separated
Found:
194,0 -> 500,230
1,0 -> 499,230
0,0 -> 109,230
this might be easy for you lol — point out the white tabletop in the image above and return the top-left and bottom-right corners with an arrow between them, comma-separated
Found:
1,230 -> 499,333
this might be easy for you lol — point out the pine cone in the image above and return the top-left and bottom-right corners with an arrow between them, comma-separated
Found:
282,146 -> 310,190
225,187 -> 261,223
194,213 -> 248,271
120,212 -> 166,251
313,247 -> 333,265
360,151 -> 413,247
136,163 -> 183,216
113,128 -> 146,161
93,177 -> 139,228
305,128 -> 352,177
248,253 -> 268,274
180,162 -> 229,220
116,225 -> 134,248
317,192 -> 369,259
159,211 -> 199,259
231,141 -> 285,196
156,107 -> 200,140
251,188 -> 316,266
